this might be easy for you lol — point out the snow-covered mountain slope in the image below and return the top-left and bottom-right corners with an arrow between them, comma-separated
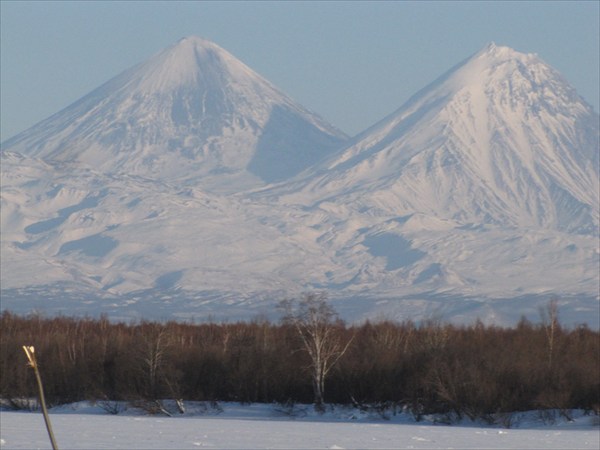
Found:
1,37 -> 347,192
1,42 -> 598,327
273,43 -> 599,235
251,43 -> 599,324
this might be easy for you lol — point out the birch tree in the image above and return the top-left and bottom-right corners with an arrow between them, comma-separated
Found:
280,293 -> 354,411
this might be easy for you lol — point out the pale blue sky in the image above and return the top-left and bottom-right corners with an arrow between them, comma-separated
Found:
1,1 -> 599,139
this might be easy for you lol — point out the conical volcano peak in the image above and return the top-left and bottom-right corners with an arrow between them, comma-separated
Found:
1,36 -> 347,191
393,44 -> 549,110
168,36 -> 237,65
454,43 -> 542,82
130,35 -> 256,94
429,42 -> 587,114
175,35 -> 217,48
294,42 -> 598,234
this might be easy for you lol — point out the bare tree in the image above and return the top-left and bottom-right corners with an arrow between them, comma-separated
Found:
280,293 -> 354,411
133,324 -> 177,415
539,298 -> 560,369
142,326 -> 170,397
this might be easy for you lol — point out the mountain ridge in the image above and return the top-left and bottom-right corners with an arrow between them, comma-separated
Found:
1,39 -> 598,326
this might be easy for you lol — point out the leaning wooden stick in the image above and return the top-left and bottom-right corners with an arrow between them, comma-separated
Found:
23,345 -> 59,450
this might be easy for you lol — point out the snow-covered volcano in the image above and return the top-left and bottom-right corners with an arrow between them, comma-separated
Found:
260,43 -> 599,324
276,43 -> 599,235
1,36 -> 347,192
1,41 -> 598,326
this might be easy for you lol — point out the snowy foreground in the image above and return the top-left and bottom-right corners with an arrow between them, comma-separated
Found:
1,402 -> 598,449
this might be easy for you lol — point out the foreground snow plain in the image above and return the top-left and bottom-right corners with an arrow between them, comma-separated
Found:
1,402 -> 598,449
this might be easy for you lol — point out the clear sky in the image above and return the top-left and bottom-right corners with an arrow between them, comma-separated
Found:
1,1 -> 599,140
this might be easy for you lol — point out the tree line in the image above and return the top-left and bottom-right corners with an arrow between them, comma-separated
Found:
1,298 -> 598,423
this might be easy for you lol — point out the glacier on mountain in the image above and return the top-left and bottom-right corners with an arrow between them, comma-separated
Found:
1,39 -> 598,326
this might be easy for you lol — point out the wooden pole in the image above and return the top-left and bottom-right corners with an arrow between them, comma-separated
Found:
23,346 -> 59,450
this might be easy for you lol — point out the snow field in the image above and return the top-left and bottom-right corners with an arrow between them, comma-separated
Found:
1,403 -> 598,449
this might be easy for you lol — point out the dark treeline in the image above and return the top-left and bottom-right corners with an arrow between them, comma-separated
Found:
1,309 -> 598,421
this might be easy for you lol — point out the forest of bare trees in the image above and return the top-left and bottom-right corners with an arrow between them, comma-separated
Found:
1,298 -> 598,423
